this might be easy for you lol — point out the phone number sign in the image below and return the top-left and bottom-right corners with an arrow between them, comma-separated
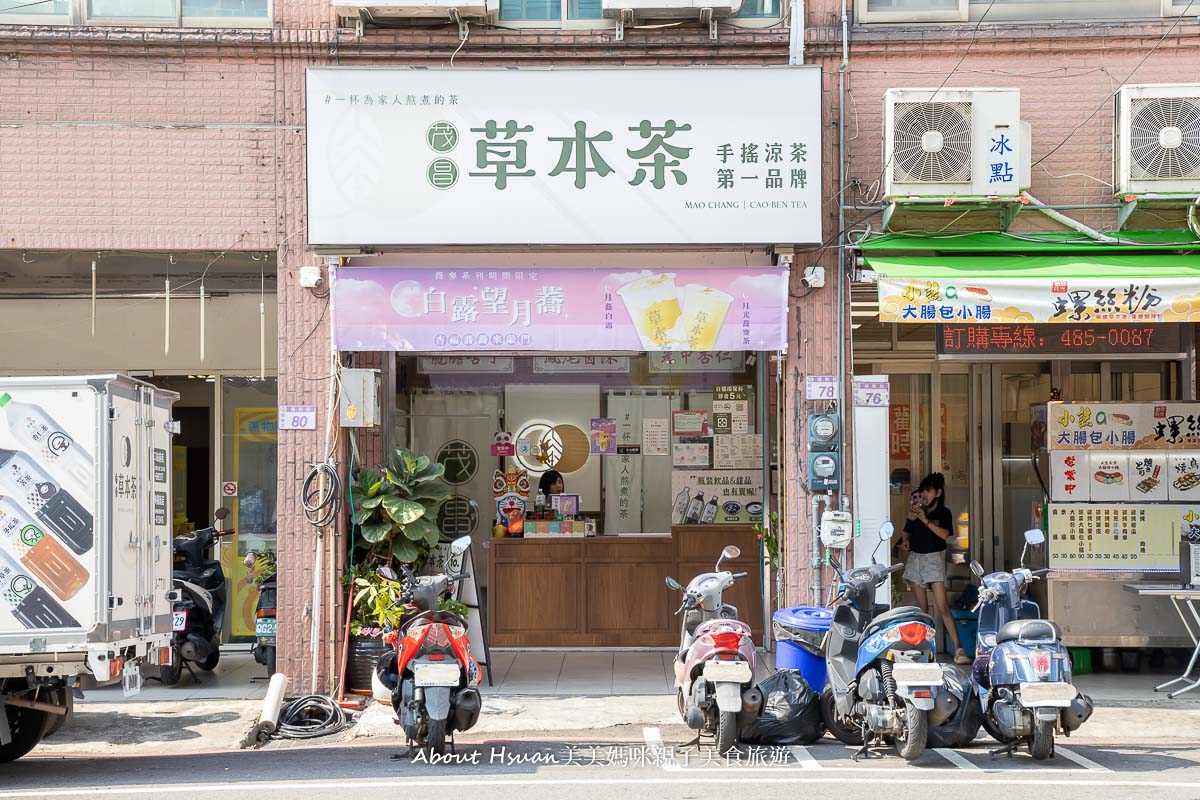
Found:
279,405 -> 317,431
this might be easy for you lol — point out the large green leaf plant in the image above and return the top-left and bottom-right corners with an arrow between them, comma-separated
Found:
351,447 -> 452,565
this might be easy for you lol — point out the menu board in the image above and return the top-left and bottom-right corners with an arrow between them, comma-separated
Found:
1048,503 -> 1186,572
714,434 -> 763,470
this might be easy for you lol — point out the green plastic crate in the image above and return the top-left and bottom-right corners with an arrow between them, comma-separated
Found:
1069,647 -> 1092,676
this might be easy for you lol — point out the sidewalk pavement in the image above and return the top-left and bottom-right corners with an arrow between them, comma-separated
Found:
27,651 -> 1200,757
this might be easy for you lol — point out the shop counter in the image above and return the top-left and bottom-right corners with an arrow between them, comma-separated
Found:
488,526 -> 764,648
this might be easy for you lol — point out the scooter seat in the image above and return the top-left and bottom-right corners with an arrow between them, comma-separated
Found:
996,619 -> 1061,644
864,605 -> 934,638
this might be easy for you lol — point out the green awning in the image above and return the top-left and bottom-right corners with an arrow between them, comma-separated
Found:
860,230 -> 1200,253
865,254 -> 1200,280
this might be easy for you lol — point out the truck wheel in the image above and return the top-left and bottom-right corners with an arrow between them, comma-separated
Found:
1030,718 -> 1054,761
820,686 -> 864,746
894,700 -> 928,761
715,711 -> 737,755
0,703 -> 47,763
40,688 -> 71,739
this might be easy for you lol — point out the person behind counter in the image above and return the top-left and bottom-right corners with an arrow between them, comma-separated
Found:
538,470 -> 565,498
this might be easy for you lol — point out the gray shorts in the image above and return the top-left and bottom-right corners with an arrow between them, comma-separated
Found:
905,551 -> 947,587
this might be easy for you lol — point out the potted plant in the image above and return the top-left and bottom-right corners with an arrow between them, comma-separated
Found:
344,448 -> 452,693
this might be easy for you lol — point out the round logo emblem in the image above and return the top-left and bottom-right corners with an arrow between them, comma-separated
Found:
426,121 -> 460,153
437,495 -> 479,538
427,158 -> 459,190
47,432 -> 72,456
436,440 -> 478,486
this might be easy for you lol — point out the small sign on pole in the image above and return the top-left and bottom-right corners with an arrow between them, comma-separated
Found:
279,405 -> 317,430
853,379 -> 891,407
805,374 -> 837,401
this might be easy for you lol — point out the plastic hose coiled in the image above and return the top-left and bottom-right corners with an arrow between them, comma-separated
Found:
271,694 -> 350,740
881,661 -> 897,703
302,463 -> 342,529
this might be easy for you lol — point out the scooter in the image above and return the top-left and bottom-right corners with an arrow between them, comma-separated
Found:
162,507 -> 233,685
820,522 -> 946,761
375,536 -> 483,756
971,528 -> 1093,760
244,550 -> 277,677
665,545 -> 761,755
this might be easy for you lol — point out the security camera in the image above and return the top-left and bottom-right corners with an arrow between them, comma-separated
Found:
300,266 -> 325,289
801,267 -> 826,289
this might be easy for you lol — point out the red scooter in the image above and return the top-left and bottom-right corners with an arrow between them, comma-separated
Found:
375,541 -> 482,756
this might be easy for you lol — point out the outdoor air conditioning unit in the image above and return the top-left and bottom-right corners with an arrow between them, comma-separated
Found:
602,0 -> 742,33
1116,83 -> 1200,198
334,0 -> 494,22
883,88 -> 1030,202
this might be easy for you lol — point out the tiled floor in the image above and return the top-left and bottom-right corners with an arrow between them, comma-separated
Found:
478,649 -> 778,696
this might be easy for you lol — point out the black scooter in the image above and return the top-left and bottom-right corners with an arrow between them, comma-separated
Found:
244,550 -> 277,677
161,507 -> 233,685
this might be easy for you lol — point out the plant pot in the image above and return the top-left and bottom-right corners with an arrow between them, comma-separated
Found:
346,633 -> 390,694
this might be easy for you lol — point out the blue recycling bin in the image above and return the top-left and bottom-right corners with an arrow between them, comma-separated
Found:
951,608 -> 978,657
773,606 -> 833,692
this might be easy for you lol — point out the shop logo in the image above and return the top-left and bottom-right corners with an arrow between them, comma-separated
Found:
427,121 -> 460,154
47,432 -> 72,456
437,495 -> 479,537
427,158 -> 459,190
436,440 -> 478,486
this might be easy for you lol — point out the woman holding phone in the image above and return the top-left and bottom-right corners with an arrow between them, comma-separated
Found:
902,472 -> 971,665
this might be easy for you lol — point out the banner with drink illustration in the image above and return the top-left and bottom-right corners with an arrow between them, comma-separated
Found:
332,266 -> 788,352
0,389 -> 97,631
670,470 -> 764,526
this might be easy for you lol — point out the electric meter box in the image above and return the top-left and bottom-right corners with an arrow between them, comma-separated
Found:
820,509 -> 854,549
339,368 -> 381,428
808,451 -> 840,492
808,413 -> 840,453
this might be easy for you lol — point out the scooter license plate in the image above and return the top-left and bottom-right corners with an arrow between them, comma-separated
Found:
171,611 -> 188,632
891,662 -> 943,685
414,662 -> 462,687
1019,682 -> 1076,707
703,660 -> 752,683
255,617 -> 277,638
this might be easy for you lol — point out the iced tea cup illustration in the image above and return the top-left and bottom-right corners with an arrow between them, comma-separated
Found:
616,273 -> 683,350
681,285 -> 735,350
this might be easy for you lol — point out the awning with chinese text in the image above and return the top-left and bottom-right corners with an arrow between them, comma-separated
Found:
867,254 -> 1200,324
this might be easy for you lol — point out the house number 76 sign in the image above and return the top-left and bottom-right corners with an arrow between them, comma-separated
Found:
853,380 -> 891,408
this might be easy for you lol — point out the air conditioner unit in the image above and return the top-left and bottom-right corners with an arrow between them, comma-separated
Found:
334,0 -> 494,20
883,88 -> 1030,202
602,0 -> 742,22
1116,83 -> 1200,198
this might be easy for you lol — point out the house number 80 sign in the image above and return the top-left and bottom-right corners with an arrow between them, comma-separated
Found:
279,405 -> 317,431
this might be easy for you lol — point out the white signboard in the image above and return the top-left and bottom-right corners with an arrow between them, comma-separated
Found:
278,405 -> 317,430
306,67 -> 823,246
418,356 -> 514,374
643,418 -> 670,456
533,356 -> 630,374
673,443 -> 710,468
853,379 -> 890,408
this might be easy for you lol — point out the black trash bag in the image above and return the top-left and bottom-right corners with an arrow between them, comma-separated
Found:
927,664 -> 984,748
771,621 -> 825,656
738,669 -> 824,746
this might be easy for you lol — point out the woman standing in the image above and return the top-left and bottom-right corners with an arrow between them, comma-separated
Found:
902,472 -> 971,666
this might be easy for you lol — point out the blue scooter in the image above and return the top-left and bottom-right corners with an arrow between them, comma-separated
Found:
970,528 -> 1094,760
820,522 -> 948,761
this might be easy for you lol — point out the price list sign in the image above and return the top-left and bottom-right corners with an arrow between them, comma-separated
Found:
1048,503 -> 1187,571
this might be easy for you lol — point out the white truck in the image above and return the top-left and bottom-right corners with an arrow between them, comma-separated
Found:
0,375 -> 177,761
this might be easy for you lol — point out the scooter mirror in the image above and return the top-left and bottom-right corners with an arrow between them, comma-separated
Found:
970,560 -> 985,578
377,566 -> 399,582
450,535 -> 472,552
1023,528 -> 1045,546
243,552 -> 257,568
215,507 -> 231,522
665,577 -> 682,591
879,521 -> 895,541
722,545 -> 741,560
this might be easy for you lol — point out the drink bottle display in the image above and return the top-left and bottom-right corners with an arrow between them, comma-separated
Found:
0,495 -> 89,601
700,495 -> 720,524
0,393 -> 93,493
0,449 -> 93,555
684,491 -> 705,525
0,548 -> 80,630
672,487 -> 691,524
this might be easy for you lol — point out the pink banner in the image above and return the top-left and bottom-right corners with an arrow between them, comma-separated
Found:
332,267 -> 788,352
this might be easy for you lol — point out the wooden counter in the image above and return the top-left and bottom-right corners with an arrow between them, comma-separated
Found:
488,526 -> 764,648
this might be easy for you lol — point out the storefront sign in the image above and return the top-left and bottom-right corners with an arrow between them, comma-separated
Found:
852,379 -> 890,407
937,323 -> 1185,358
648,352 -> 747,373
1048,402 -> 1200,451
306,67 -> 823,246
1048,502 -> 1182,571
643,419 -> 670,456
333,267 -> 788,352
805,375 -> 836,401
670,470 -> 764,525
418,356 -> 515,373
532,356 -> 630,373
881,278 -> 1200,324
